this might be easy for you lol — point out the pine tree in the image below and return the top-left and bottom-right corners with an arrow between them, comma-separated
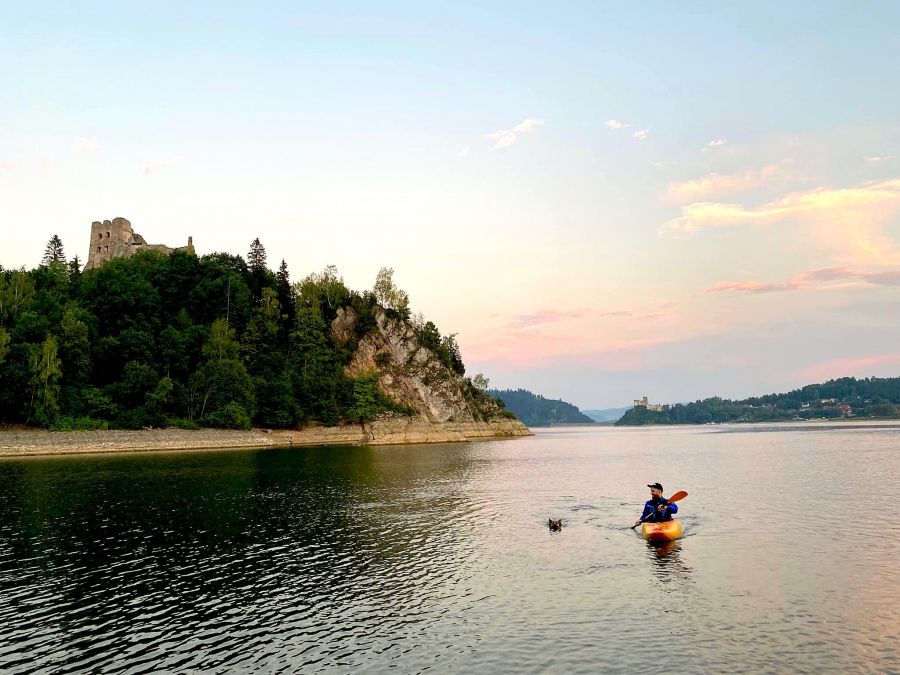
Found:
276,259 -> 290,291
67,255 -> 82,287
247,238 -> 268,305
275,259 -> 295,328
247,238 -> 267,272
42,235 -> 65,265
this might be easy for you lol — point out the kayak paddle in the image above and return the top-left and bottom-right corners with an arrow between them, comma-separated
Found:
631,490 -> 688,529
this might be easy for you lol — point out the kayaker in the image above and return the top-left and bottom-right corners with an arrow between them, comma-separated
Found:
634,482 -> 678,526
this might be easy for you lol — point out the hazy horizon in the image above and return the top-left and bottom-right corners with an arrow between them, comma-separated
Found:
3,1 -> 899,408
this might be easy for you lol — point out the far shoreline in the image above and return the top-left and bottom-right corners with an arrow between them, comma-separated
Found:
613,416 -> 900,428
0,417 -> 533,459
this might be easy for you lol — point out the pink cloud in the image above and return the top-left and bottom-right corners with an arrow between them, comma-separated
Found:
708,265 -> 900,294
462,303 -> 683,369
666,164 -> 782,203
508,309 -> 588,330
707,280 -> 796,294
797,353 -> 900,383
464,333 -> 675,369
661,178 -> 900,264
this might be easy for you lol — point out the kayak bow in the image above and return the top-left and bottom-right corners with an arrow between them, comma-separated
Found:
640,519 -> 683,542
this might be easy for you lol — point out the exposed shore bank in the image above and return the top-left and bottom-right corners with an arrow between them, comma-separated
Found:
0,418 -> 532,458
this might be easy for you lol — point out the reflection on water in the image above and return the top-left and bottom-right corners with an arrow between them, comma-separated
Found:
645,540 -> 694,588
0,424 -> 898,673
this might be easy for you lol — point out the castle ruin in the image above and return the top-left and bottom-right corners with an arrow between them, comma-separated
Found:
85,217 -> 194,270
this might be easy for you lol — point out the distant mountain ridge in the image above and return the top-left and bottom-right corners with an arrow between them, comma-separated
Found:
487,389 -> 595,427
581,407 -> 630,422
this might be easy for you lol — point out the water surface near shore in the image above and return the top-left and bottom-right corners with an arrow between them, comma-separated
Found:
0,423 -> 897,673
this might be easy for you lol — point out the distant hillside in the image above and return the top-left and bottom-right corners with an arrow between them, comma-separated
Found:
581,407 -> 630,423
616,376 -> 900,426
488,389 -> 595,427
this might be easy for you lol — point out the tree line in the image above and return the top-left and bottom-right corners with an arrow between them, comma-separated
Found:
487,388 -> 595,427
616,376 -> 900,426
0,236 -> 468,430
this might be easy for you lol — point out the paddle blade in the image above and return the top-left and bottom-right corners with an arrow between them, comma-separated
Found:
668,490 -> 688,503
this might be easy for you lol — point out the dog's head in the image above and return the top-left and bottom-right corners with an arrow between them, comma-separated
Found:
548,518 -> 562,531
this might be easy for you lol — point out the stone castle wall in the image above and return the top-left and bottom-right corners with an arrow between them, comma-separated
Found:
85,217 -> 194,270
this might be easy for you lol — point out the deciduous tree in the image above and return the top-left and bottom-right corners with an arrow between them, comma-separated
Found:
30,335 -> 62,425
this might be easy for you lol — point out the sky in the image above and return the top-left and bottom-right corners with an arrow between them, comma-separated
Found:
2,1 -> 900,408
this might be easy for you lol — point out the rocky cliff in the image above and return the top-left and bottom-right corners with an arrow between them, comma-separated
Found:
331,307 -> 527,431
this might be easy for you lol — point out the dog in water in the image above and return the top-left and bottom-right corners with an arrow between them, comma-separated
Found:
548,518 -> 562,531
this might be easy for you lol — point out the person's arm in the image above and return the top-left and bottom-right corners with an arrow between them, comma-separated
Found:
656,499 -> 678,515
634,502 -> 653,526
658,501 -> 678,516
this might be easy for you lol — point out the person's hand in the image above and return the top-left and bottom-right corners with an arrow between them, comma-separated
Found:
657,504 -> 667,511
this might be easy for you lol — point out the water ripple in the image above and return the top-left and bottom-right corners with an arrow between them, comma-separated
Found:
0,429 -> 898,672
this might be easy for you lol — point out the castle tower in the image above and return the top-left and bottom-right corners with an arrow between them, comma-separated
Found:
85,217 -> 136,270
84,217 -> 195,270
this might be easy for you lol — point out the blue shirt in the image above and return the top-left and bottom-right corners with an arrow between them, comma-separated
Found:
640,497 -> 678,523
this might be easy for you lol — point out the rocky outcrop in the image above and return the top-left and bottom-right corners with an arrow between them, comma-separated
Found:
332,307 -> 512,425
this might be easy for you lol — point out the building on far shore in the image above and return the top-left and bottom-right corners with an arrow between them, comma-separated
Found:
85,217 -> 194,270
633,396 -> 667,412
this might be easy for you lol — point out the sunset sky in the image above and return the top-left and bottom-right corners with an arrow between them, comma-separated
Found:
3,1 -> 900,408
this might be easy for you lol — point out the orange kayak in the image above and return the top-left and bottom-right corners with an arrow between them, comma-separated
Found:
641,519 -> 683,542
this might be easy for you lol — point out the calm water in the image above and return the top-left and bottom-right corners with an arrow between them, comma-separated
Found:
0,423 -> 898,673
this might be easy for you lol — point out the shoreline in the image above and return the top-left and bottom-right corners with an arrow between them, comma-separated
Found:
614,417 -> 900,428
0,417 -> 532,458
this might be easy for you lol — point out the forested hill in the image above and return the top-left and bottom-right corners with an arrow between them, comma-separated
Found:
616,376 -> 900,426
487,389 -> 595,426
0,236 -> 510,431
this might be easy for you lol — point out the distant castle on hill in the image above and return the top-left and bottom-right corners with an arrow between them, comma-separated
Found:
85,217 -> 194,270
633,396 -> 668,412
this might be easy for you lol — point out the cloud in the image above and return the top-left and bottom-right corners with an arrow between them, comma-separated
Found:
634,304 -> 679,321
142,156 -> 184,176
462,304 -> 682,368
633,129 -> 650,141
702,139 -> 728,152
71,136 -> 101,153
707,280 -> 797,294
864,155 -> 892,163
507,309 -> 588,331
660,178 -> 900,264
666,164 -> 782,203
466,331 -> 676,369
487,118 -> 544,150
606,119 -> 630,130
708,265 -> 900,294
457,148 -> 470,157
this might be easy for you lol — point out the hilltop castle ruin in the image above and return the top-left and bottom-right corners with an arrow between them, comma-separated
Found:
85,217 -> 194,270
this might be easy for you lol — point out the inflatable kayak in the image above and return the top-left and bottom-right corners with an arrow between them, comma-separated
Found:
641,519 -> 683,542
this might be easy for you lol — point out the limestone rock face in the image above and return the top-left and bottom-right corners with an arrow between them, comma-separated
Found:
332,307 -> 507,424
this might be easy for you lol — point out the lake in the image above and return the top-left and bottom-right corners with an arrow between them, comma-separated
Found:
0,423 -> 898,673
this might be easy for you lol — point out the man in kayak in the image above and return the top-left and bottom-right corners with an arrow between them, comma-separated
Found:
634,482 -> 678,526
